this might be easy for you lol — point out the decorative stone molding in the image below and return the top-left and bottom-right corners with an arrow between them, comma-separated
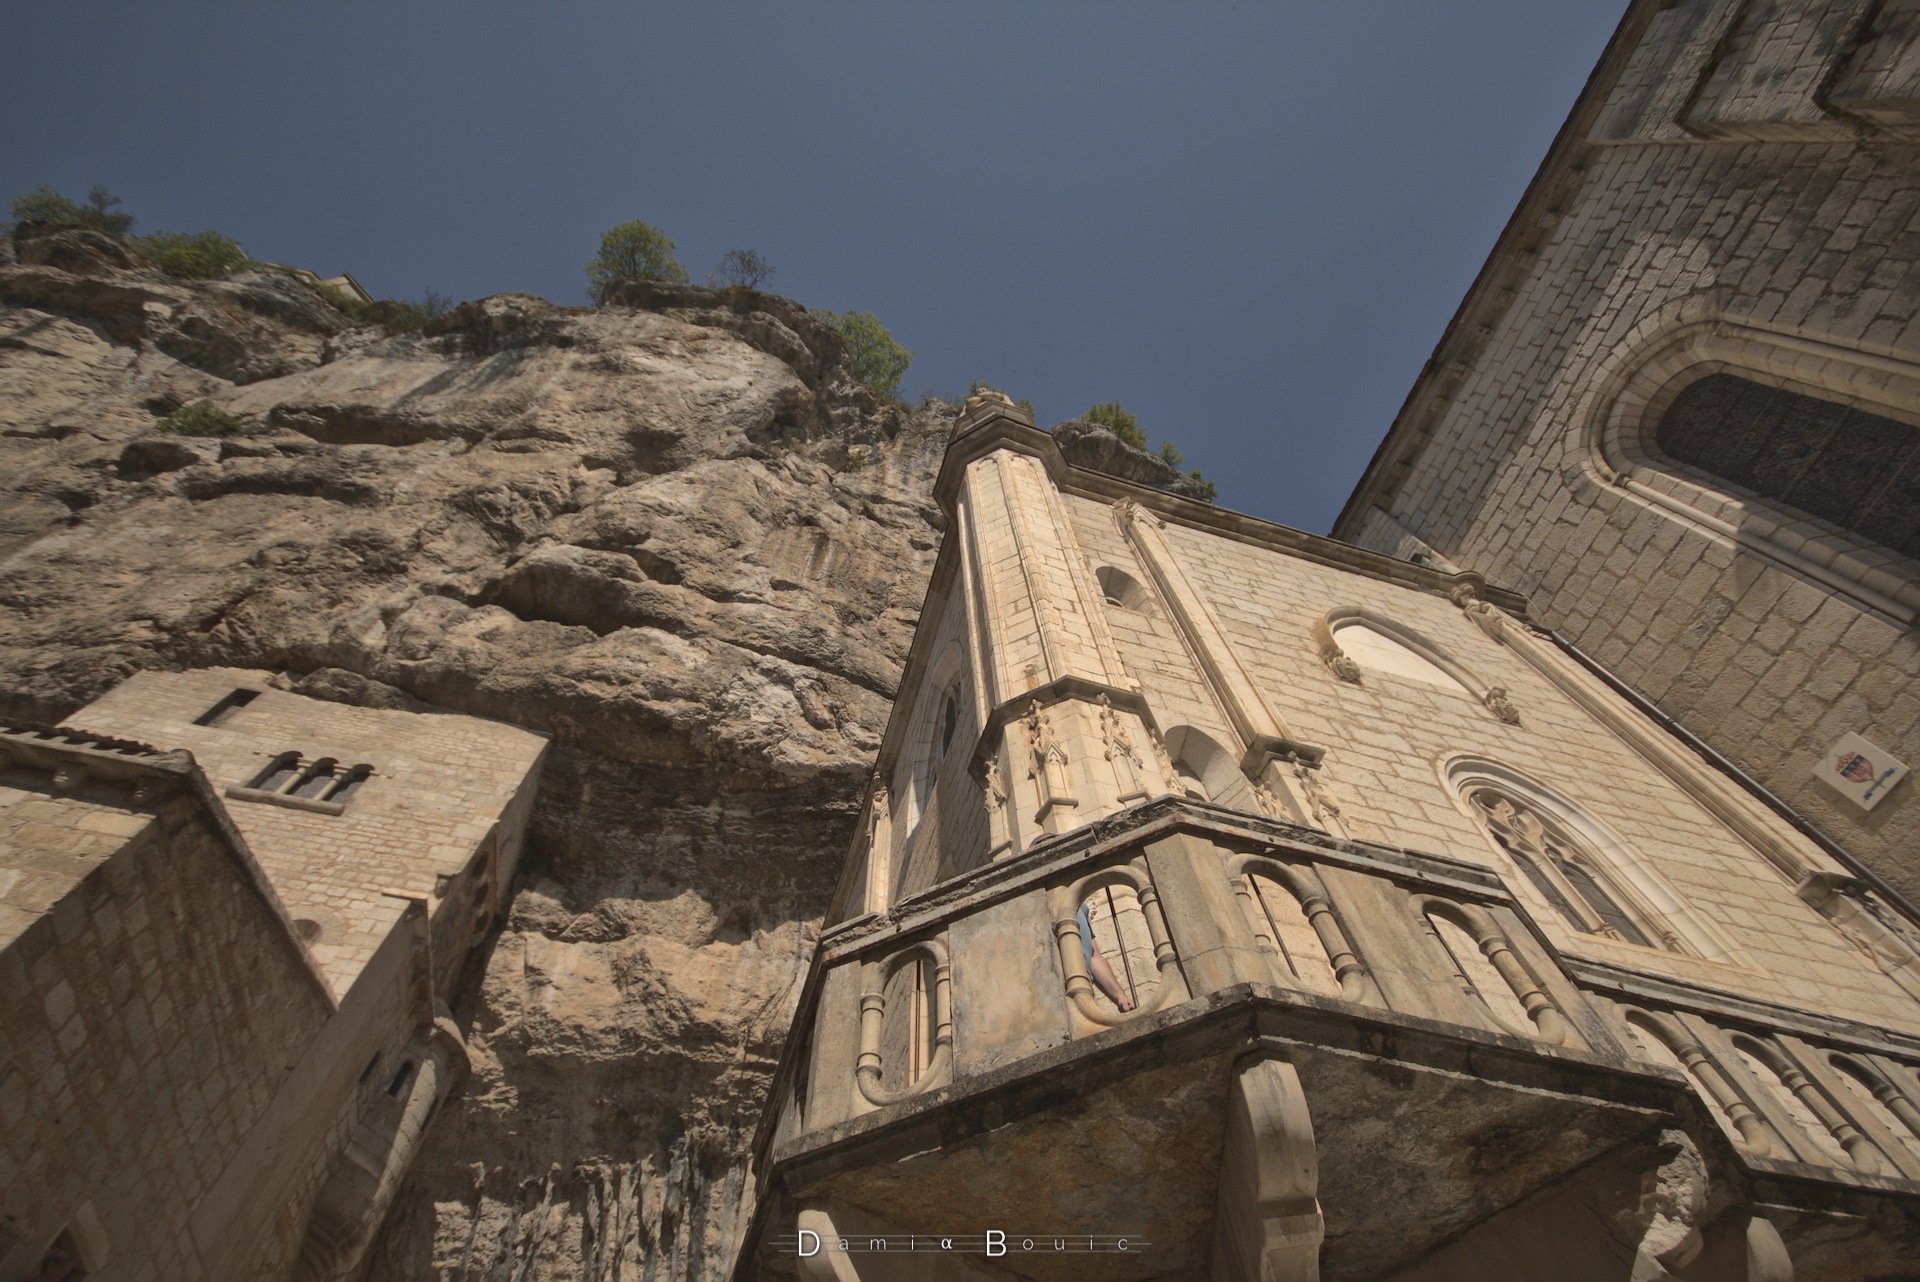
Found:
1576,310 -> 1920,626
1445,754 -> 1736,963
1021,700 -> 1076,830
1096,693 -> 1148,803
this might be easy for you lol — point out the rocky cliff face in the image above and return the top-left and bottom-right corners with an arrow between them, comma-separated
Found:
0,224 -> 950,1278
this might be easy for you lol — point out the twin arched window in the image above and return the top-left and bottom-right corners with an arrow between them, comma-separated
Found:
1468,787 -> 1676,953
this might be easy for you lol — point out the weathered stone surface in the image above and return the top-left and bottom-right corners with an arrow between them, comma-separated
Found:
0,251 -> 951,1277
1049,419 -> 1214,501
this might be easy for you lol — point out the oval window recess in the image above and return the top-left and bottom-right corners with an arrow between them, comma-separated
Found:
1332,622 -> 1460,688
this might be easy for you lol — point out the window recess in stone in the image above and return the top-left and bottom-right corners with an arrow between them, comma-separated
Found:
1048,859 -> 1185,1028
1470,789 -> 1668,952
1094,564 -> 1154,613
855,937 -> 951,1107
1225,853 -> 1366,1002
1656,373 -> 1920,562
228,752 -> 375,815
192,687 -> 259,726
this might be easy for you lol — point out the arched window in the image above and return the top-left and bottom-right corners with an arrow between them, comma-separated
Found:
324,764 -> 372,804
1162,725 -> 1257,811
1048,861 -> 1184,1028
290,758 -> 337,798
1469,789 -> 1666,952
939,693 -> 959,756
1330,621 -> 1463,689
1656,373 -> 1920,561
247,751 -> 301,793
856,939 -> 952,1107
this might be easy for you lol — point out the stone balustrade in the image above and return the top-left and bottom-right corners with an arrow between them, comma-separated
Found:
769,799 -> 1920,1202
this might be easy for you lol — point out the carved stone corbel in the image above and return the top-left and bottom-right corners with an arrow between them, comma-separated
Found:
1097,693 -> 1147,803
1482,686 -> 1522,725
1023,701 -> 1077,830
1210,1053 -> 1322,1282
1318,642 -> 1362,685
1461,596 -> 1507,643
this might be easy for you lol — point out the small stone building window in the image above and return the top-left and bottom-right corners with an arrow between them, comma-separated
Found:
1655,372 -> 1920,560
325,764 -> 372,804
247,751 -> 302,793
231,753 -> 375,814
1470,789 -> 1668,951
192,688 -> 259,726
290,758 -> 337,798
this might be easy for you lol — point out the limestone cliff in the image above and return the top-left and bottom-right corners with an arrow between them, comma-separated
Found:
0,223 -> 950,1278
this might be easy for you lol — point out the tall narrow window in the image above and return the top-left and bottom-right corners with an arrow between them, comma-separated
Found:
1471,790 -> 1665,951
247,751 -> 301,793
940,693 -> 959,756
1656,373 -> 1920,560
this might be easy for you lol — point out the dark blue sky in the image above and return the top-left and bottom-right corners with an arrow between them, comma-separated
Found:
6,1 -> 1623,533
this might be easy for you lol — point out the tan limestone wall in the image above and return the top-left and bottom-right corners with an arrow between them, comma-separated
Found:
67,667 -> 547,994
0,787 -> 333,1281
1061,492 -> 1920,1035
1344,5 -> 1920,902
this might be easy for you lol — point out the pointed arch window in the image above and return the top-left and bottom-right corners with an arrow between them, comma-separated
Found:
1470,789 -> 1663,951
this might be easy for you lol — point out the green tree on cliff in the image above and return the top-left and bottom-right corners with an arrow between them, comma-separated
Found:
7,183 -> 135,234
712,248 -> 775,290
817,309 -> 914,401
1083,400 -> 1215,501
1084,401 -> 1146,449
585,221 -> 689,302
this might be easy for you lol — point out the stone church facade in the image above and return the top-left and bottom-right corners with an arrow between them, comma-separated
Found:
6,1 -> 1920,1278
731,391 -> 1920,1279
733,3 -> 1920,1275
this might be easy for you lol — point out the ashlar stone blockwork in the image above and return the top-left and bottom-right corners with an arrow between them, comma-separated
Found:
732,394 -> 1920,1280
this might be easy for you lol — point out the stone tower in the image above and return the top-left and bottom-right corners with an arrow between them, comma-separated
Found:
730,394 -> 1920,1279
